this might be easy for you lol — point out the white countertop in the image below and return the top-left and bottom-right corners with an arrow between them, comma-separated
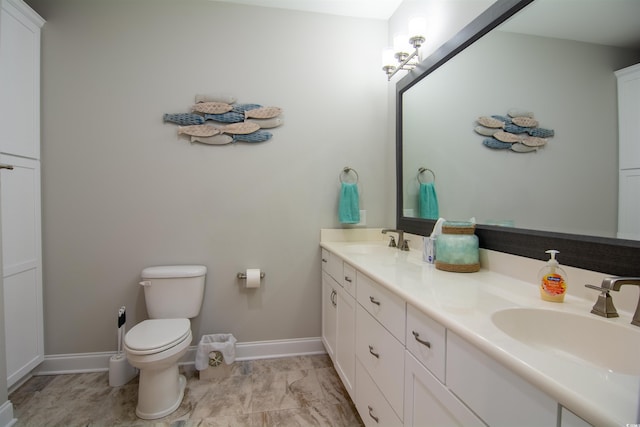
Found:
320,237 -> 640,427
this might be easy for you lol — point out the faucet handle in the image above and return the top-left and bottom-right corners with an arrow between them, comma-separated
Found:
387,236 -> 397,248
585,284 -> 619,318
585,284 -> 608,293
399,239 -> 410,251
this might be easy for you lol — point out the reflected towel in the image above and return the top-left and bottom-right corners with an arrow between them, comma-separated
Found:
419,182 -> 439,219
339,182 -> 360,224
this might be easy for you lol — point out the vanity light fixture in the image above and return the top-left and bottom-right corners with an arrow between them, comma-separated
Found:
382,17 -> 426,80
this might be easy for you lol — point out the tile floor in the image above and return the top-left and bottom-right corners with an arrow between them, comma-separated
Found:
9,355 -> 364,427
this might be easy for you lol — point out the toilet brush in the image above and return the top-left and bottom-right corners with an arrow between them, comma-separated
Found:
109,306 -> 138,387
117,306 -> 125,357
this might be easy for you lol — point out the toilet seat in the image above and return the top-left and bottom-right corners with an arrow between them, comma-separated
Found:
125,318 -> 191,356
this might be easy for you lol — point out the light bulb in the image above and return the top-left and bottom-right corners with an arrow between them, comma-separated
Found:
393,33 -> 409,54
381,48 -> 395,67
408,17 -> 426,38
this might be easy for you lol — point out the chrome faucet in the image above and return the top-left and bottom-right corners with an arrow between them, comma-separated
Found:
585,277 -> 640,327
381,229 -> 409,251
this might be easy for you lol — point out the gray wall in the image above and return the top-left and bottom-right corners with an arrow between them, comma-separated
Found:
27,0 -> 391,354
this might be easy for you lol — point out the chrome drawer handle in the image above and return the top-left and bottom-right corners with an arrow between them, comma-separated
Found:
368,345 -> 380,358
369,296 -> 380,306
321,258 -> 328,263
0,164 -> 14,170
344,276 -> 352,283
412,331 -> 431,349
330,289 -> 337,307
368,405 -> 379,423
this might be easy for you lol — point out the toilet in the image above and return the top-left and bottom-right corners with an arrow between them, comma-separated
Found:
124,265 -> 207,420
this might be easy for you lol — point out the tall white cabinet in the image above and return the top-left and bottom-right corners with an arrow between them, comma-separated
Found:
616,63 -> 640,240
0,0 -> 44,388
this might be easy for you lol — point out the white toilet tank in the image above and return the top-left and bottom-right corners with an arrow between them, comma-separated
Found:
140,265 -> 207,319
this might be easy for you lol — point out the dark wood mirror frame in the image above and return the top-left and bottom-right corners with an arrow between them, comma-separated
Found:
396,0 -> 640,277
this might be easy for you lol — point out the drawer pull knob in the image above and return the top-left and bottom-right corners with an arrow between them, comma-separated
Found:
412,331 -> 431,348
367,405 -> 379,423
369,296 -> 381,306
368,345 -> 380,358
344,276 -> 352,283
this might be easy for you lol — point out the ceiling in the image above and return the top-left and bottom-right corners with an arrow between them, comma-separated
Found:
208,0 -> 404,20
210,1 -> 640,49
501,0 -> 640,49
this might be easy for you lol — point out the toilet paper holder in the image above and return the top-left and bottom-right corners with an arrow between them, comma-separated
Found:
237,271 -> 265,279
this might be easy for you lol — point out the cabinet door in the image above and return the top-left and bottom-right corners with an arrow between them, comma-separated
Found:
1,154 -> 43,386
447,332 -> 557,427
0,0 -> 43,159
405,351 -> 485,427
321,272 -> 337,361
335,285 -> 355,398
618,169 -> 640,239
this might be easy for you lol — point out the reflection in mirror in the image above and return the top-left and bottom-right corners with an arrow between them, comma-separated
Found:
402,0 -> 640,239
396,0 -> 640,276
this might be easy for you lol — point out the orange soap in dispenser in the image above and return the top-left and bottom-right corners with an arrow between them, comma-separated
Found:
538,250 -> 567,302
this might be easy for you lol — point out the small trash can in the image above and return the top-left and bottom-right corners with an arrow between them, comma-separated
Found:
195,334 -> 237,380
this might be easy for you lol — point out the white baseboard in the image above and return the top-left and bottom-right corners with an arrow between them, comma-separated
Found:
32,337 -> 325,376
0,400 -> 15,427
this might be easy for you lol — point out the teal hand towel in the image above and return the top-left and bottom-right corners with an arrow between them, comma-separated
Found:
419,182 -> 439,219
339,182 -> 360,224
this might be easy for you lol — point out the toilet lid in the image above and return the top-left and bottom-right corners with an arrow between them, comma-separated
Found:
125,319 -> 190,354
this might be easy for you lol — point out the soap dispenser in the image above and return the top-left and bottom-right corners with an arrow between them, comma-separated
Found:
538,250 -> 567,302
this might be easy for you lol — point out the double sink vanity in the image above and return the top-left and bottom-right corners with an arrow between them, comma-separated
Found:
320,229 -> 640,427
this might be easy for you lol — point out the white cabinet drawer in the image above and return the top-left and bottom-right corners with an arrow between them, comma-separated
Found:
447,332 -> 557,427
356,304 -> 404,419
356,358 -> 403,427
406,304 -> 446,383
405,351 -> 485,427
342,262 -> 356,297
321,248 -> 343,284
357,271 -> 406,343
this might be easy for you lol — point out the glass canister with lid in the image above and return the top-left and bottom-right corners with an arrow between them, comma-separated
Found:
435,221 -> 480,273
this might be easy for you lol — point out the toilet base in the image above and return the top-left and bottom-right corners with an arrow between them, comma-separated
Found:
135,368 -> 187,420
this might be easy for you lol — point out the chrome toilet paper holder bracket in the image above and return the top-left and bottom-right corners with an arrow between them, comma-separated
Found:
237,271 -> 265,279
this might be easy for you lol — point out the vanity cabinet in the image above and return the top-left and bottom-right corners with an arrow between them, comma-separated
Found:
320,249 -> 355,398
0,0 -> 44,388
321,246 -> 596,427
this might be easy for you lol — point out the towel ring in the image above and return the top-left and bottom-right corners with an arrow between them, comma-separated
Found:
417,167 -> 436,184
340,167 -> 359,184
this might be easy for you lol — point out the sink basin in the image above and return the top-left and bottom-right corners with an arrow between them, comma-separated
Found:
491,308 -> 640,375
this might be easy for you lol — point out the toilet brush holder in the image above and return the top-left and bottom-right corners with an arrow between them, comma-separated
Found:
109,353 -> 138,387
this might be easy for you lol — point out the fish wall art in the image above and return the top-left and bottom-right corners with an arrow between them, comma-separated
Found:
163,93 -> 284,146
474,108 -> 554,154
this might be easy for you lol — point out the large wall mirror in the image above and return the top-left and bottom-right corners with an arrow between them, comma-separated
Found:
396,0 -> 640,276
